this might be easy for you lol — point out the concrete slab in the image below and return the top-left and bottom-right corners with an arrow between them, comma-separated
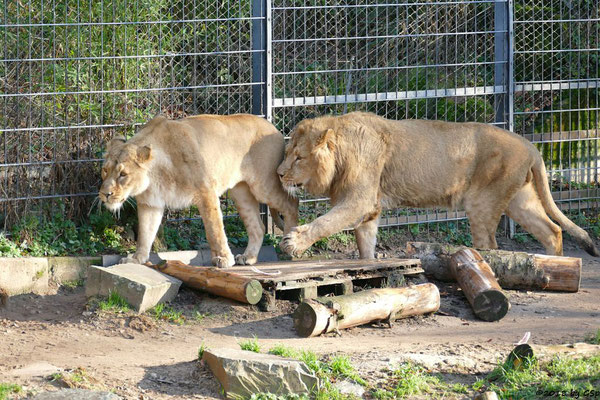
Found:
48,256 -> 102,284
32,389 -> 121,400
0,257 -> 49,295
203,348 -> 319,400
102,246 -> 278,267
86,264 -> 181,313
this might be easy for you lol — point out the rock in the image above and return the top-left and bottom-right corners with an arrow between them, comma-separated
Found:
85,264 -> 181,313
0,257 -> 49,295
333,380 -> 365,398
31,389 -> 121,400
474,391 -> 499,400
203,348 -> 319,399
48,257 -> 101,285
10,362 -> 63,378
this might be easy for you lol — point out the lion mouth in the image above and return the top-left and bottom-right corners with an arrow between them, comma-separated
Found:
283,183 -> 303,197
102,199 -> 124,212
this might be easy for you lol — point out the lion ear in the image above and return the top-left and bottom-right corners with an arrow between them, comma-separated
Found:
136,145 -> 153,163
315,128 -> 336,151
107,136 -> 126,152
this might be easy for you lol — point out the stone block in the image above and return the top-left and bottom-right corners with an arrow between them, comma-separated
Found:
103,245 -> 278,267
86,264 -> 181,313
0,257 -> 49,295
48,256 -> 102,284
203,348 -> 319,400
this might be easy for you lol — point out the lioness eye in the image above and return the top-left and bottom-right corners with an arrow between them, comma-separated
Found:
120,171 -> 128,177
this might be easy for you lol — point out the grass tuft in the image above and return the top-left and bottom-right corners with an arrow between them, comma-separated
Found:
98,291 -> 131,313
149,303 -> 185,325
239,337 -> 261,353
0,383 -> 22,400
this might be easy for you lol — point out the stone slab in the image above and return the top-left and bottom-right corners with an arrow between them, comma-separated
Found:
10,362 -> 63,378
32,389 -> 121,400
48,256 -> 102,284
86,264 -> 182,313
103,245 -> 279,267
0,257 -> 49,295
203,348 -> 319,400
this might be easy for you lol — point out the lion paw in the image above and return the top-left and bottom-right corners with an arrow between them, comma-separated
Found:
235,254 -> 258,266
280,226 -> 311,257
212,255 -> 235,268
120,253 -> 148,265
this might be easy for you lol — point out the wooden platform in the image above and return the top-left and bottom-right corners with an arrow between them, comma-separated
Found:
226,258 -> 424,310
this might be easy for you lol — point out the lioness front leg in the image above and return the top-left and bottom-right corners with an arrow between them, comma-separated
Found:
123,203 -> 164,264
280,203 -> 373,257
196,191 -> 235,268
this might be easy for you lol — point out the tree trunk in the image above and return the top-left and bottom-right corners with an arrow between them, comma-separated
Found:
406,242 -> 581,292
148,260 -> 263,305
507,342 -> 600,366
450,249 -> 510,321
293,284 -> 440,337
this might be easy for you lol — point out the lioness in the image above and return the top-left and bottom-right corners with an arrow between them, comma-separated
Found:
277,112 -> 599,258
99,114 -> 298,267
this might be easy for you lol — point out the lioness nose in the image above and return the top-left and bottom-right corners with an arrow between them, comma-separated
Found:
100,191 -> 113,198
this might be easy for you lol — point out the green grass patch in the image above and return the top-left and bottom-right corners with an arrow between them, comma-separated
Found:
0,383 -> 22,400
268,344 -> 301,359
327,355 -> 367,386
585,329 -> 600,345
61,279 -> 85,289
98,291 -> 131,313
198,342 -> 208,360
239,337 -> 261,353
373,362 -> 443,399
149,303 -> 185,325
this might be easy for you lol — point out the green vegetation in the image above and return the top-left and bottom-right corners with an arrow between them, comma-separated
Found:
149,303 -> 185,325
239,337 -> 261,353
373,362 -> 443,399
585,329 -> 600,345
97,291 -> 131,313
50,367 -> 100,390
0,384 -> 22,400
198,342 -> 208,361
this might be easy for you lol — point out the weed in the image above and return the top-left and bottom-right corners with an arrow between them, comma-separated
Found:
239,337 -> 261,353
62,279 -> 84,289
192,310 -> 212,322
50,368 -> 101,390
250,394 -> 309,400
149,303 -> 185,325
98,291 -> 131,313
375,362 -> 442,398
35,268 -> 46,279
268,344 -> 300,359
198,343 -> 207,360
585,329 -> 600,345
0,383 -> 22,400
327,355 -> 367,386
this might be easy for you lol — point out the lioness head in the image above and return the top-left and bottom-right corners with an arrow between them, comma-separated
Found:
99,137 -> 153,212
277,119 -> 337,197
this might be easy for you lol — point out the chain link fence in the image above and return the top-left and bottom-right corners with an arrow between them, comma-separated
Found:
1,0 -> 598,234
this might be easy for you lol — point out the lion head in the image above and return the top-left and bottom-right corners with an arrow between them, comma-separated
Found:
99,137 -> 153,212
277,118 -> 337,197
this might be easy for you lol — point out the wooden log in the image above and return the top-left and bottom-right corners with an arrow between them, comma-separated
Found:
507,342 -> 600,367
293,284 -> 440,337
406,242 -> 581,292
148,260 -> 263,305
450,249 -> 510,322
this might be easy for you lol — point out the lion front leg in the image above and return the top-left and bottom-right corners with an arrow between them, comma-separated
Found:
196,191 -> 235,268
280,203 -> 372,257
122,203 -> 164,264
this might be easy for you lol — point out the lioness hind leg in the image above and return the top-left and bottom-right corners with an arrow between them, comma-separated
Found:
249,178 -> 298,234
465,196 -> 506,250
195,190 -> 235,268
355,217 -> 379,259
230,182 -> 264,265
506,182 -> 563,255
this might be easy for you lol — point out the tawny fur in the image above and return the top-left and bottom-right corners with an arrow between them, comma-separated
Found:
277,112 -> 599,258
99,114 -> 298,268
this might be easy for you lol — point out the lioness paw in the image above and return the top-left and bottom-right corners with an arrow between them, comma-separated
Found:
280,226 -> 311,257
120,253 -> 148,265
235,254 -> 258,266
212,255 -> 235,268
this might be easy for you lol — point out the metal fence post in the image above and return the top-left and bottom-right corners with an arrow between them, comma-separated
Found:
251,0 -> 273,232
495,0 -> 516,238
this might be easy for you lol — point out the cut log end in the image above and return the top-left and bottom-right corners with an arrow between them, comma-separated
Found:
293,301 -> 321,338
472,290 -> 510,322
244,280 -> 263,305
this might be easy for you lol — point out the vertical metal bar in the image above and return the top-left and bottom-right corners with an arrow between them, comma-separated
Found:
266,0 -> 272,122
507,0 -> 515,237
494,0 -> 508,130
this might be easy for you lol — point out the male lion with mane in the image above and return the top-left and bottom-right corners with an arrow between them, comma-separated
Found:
277,112 -> 599,258
99,114 -> 298,267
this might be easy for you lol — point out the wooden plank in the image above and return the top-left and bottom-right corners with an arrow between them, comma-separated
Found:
226,258 -> 422,283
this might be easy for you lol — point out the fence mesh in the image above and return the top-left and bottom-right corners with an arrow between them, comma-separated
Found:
1,0 -> 598,236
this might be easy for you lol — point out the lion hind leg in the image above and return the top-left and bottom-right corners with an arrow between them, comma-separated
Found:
506,182 -> 563,256
195,190 -> 235,268
230,182 -> 264,265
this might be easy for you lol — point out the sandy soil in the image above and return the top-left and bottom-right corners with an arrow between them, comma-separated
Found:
1,241 -> 599,399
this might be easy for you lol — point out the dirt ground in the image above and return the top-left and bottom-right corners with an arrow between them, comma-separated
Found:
1,239 -> 599,399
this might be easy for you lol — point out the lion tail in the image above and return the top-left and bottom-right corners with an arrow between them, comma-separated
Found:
270,208 -> 286,232
531,158 -> 599,256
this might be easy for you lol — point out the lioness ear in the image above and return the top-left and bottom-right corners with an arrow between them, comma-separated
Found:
315,128 -> 336,151
107,136 -> 126,152
136,145 -> 153,163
